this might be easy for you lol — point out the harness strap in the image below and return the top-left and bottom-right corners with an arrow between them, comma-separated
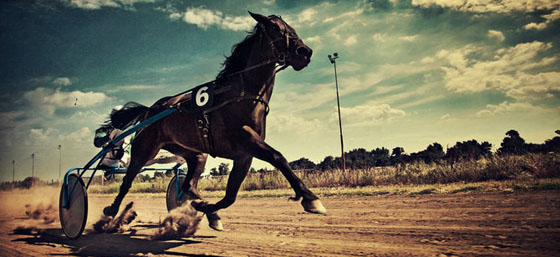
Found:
202,95 -> 270,116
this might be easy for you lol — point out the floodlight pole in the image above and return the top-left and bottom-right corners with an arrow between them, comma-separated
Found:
31,153 -> 35,187
12,160 -> 15,183
328,52 -> 346,171
58,145 -> 62,183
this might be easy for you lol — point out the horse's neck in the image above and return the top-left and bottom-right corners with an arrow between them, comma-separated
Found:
239,37 -> 277,100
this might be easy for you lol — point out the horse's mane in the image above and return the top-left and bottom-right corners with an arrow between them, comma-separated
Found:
216,25 -> 262,81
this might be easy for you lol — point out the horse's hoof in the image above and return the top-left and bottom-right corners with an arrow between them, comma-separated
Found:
103,205 -> 118,217
207,212 -> 223,231
301,199 -> 327,214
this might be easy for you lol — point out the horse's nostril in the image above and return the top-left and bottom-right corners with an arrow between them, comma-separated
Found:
296,46 -> 311,57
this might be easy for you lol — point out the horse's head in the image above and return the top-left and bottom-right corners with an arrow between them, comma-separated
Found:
249,12 -> 313,71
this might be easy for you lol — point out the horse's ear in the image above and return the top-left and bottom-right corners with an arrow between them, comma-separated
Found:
248,11 -> 269,24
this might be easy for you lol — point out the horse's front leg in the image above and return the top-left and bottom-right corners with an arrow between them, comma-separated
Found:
241,125 -> 326,214
192,156 -> 252,231
103,139 -> 161,217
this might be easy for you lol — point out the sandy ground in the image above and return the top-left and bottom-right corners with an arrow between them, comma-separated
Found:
0,188 -> 559,257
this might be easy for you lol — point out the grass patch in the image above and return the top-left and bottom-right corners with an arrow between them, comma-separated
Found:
412,188 -> 437,195
89,178 -> 560,199
88,153 -> 560,198
450,186 -> 483,194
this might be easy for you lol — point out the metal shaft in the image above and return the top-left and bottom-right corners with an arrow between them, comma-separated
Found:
333,60 -> 346,171
58,145 -> 62,183
31,153 -> 34,187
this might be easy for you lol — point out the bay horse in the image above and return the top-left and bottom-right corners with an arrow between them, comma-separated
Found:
102,12 -> 326,231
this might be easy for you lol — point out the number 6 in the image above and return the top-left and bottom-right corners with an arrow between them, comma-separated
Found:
195,86 -> 209,107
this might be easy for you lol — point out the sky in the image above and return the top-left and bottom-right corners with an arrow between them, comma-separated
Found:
1,0 -> 559,182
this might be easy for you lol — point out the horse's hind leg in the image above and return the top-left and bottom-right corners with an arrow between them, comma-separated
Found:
241,126 -> 326,214
192,156 -> 252,231
182,152 -> 208,200
103,139 -> 161,217
161,145 -> 208,200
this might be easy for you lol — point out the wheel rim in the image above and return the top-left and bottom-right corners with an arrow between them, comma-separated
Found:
166,175 -> 187,211
59,174 -> 88,239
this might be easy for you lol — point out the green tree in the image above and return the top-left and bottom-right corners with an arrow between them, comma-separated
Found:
318,156 -> 336,170
289,157 -> 316,170
498,129 -> 527,155
372,147 -> 390,167
544,130 -> 560,153
411,143 -> 444,163
446,140 -> 492,161
210,163 -> 230,176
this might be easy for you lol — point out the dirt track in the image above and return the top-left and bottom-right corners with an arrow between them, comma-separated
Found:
1,189 -> 559,256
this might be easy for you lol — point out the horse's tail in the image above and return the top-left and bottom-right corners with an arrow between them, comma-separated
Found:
109,102 -> 149,130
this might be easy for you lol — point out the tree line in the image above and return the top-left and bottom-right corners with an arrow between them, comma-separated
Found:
289,129 -> 560,171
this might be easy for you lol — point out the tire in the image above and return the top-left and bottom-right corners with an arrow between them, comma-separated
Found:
166,174 -> 187,211
59,174 -> 88,239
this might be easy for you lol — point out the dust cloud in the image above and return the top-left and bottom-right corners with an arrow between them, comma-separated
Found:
93,201 -> 137,233
24,203 -> 57,224
151,201 -> 202,240
0,186 -> 59,224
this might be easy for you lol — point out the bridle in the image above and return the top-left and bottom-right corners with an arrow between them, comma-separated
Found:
258,20 -> 304,68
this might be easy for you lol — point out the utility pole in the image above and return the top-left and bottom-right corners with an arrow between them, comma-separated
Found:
328,52 -> 346,171
12,160 -> 15,183
58,145 -> 62,183
31,153 -> 35,187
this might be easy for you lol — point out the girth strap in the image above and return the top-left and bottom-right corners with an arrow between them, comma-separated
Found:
193,94 -> 269,157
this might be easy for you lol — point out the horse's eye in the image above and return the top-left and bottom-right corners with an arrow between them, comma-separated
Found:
271,24 -> 280,32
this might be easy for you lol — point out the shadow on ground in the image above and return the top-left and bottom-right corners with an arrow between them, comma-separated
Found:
11,226 -> 220,257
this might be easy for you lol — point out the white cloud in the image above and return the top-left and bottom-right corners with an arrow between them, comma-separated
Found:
372,33 -> 419,43
523,22 -> 548,31
58,127 -> 92,142
64,0 -> 155,10
171,6 -> 254,31
263,0 -> 276,5
397,94 -> 445,109
25,128 -> 56,145
297,8 -> 317,25
267,114 -> 322,134
372,33 -> 388,43
475,101 -> 546,117
323,8 -> 365,23
398,35 -> 418,42
324,8 -> 369,40
524,9 -> 560,30
332,103 -> 406,126
305,35 -> 321,43
344,35 -> 358,46
24,87 -> 111,110
505,72 -> 560,100
53,77 -> 72,87
411,0 -> 560,14
440,113 -> 450,120
0,111 -> 25,130
487,30 -> 505,41
438,41 -> 559,99
105,84 -> 160,93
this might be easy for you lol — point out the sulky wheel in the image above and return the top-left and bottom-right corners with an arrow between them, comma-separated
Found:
166,174 -> 187,211
59,174 -> 88,239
